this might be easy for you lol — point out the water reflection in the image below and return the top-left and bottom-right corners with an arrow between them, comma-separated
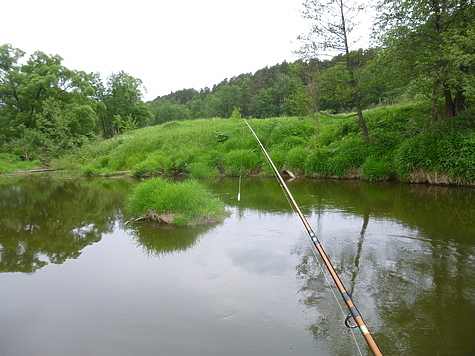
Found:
1,176 -> 474,355
0,176 -> 134,273
205,178 -> 475,355
126,221 -> 221,257
277,180 -> 475,356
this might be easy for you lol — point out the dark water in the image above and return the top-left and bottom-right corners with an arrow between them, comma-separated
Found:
0,176 -> 474,356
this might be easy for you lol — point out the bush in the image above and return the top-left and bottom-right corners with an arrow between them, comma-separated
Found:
125,178 -> 227,225
326,136 -> 371,176
275,136 -> 307,150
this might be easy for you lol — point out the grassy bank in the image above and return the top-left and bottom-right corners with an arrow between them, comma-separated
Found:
8,102 -> 474,185
0,153 -> 43,175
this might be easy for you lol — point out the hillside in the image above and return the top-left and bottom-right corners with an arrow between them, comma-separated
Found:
44,102 -> 475,185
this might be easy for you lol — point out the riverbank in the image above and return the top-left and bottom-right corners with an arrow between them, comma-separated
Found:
2,102 -> 474,186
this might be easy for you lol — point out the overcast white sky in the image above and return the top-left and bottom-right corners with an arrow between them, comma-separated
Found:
1,0 -> 371,101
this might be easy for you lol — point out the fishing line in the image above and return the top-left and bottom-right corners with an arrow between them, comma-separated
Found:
279,185 -> 364,356
237,120 -> 245,202
300,223 -> 365,356
237,175 -> 242,201
243,119 -> 383,356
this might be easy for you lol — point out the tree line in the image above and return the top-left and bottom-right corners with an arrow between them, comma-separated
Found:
1,0 -> 474,161
0,45 -> 151,160
152,0 -> 474,141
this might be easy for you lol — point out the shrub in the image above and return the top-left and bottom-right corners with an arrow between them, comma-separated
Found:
326,136 -> 371,176
125,178 -> 227,225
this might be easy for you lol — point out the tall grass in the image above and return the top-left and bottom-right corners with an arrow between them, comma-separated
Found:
395,110 -> 475,183
125,178 -> 227,225
45,101 -> 475,185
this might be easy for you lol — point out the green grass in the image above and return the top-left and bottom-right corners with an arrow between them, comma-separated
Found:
0,153 -> 43,174
124,178 -> 227,226
42,102 -> 475,185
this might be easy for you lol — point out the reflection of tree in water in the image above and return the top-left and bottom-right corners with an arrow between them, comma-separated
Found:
372,230 -> 475,355
292,181 -> 475,356
127,221 -> 221,257
294,212 -> 373,356
0,176 -> 134,273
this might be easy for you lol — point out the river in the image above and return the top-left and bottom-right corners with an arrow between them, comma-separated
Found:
0,176 -> 474,355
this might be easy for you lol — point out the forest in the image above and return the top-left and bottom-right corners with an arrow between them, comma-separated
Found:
0,0 -> 474,172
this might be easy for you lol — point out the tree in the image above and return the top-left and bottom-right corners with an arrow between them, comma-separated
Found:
150,100 -> 191,124
0,45 -> 98,157
375,0 -> 475,123
297,0 -> 370,141
100,71 -> 151,137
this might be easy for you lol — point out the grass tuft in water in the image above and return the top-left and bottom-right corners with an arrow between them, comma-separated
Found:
125,178 -> 227,226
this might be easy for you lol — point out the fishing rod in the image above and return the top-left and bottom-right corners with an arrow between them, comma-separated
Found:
243,119 -> 383,356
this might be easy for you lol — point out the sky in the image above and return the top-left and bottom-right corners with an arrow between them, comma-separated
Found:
1,0 -> 371,102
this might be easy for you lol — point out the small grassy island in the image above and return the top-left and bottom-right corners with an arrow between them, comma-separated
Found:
124,178 -> 228,226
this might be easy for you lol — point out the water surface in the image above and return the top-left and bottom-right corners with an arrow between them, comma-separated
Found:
1,176 -> 474,355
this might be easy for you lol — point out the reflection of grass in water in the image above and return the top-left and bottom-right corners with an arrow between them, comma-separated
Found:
124,178 -> 227,226
127,222 -> 219,257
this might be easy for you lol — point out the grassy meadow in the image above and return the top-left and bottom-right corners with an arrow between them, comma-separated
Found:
3,102 -> 474,185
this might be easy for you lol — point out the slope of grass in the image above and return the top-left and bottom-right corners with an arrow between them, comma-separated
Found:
47,101 -> 475,185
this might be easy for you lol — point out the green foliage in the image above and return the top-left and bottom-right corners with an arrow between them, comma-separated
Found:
394,111 -> 475,182
223,149 -> 260,175
124,178 -> 227,225
150,100 -> 191,125
306,136 -> 375,177
328,136 -> 372,175
132,156 -> 165,176
0,153 -> 42,174
0,44 -> 152,162
229,107 -> 242,120
187,161 -> 217,179
375,0 -> 475,122
266,118 -> 314,145
285,146 -> 310,172
40,102 -> 475,185
361,157 -> 394,182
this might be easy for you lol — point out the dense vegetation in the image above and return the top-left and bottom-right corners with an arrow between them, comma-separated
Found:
1,0 -> 474,184
47,102 -> 474,185
125,178 -> 227,226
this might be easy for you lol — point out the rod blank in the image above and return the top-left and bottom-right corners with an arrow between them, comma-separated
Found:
244,119 -> 383,356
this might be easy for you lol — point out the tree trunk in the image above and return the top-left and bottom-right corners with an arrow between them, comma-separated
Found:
444,85 -> 466,118
454,87 -> 465,115
348,70 -> 369,142
354,90 -> 370,142
444,88 -> 455,118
